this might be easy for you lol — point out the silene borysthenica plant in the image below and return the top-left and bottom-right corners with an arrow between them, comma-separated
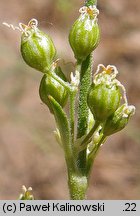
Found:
3,0 -> 135,200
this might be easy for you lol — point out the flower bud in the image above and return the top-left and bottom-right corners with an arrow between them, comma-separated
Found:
19,185 -> 34,200
69,5 -> 100,61
39,66 -> 68,113
20,19 -> 56,72
103,104 -> 135,136
87,65 -> 122,122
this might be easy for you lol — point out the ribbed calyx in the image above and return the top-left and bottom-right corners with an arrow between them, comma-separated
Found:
103,104 -> 135,136
69,4 -> 100,61
87,65 -> 122,122
39,66 -> 68,113
20,19 -> 56,73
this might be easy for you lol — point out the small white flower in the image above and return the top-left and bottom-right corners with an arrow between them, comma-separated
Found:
70,70 -> 80,87
3,18 -> 38,35
123,105 -> 136,118
93,64 -> 128,104
79,5 -> 99,16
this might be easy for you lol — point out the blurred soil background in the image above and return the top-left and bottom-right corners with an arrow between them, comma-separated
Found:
0,0 -> 140,199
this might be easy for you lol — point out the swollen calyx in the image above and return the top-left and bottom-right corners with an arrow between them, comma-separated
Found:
20,19 -> 56,73
69,5 -> 100,61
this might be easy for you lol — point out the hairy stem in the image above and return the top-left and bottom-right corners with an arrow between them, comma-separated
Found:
81,121 -> 100,146
76,54 -> 93,175
69,61 -> 82,143
68,170 -> 88,200
69,90 -> 77,143
86,135 -> 106,177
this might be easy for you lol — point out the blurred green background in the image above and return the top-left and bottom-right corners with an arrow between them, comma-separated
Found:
0,0 -> 140,199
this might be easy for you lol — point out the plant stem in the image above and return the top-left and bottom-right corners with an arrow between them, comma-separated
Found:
75,60 -> 82,73
45,69 -> 71,92
69,61 -> 82,143
76,54 -> 93,175
68,170 -> 88,200
69,90 -> 76,143
81,121 -> 100,146
86,135 -> 106,176
49,96 -> 76,173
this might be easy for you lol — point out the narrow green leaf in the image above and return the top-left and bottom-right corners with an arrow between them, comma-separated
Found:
49,96 -> 74,168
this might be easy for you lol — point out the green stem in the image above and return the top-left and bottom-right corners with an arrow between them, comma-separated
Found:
45,69 -> 71,92
81,121 -> 100,146
69,61 -> 82,143
76,54 -> 93,175
49,96 -> 76,172
69,90 -> 76,143
86,135 -> 106,177
70,62 -> 81,143
75,60 -> 82,73
68,170 -> 88,200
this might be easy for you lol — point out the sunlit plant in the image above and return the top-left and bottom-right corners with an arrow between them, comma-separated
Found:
3,0 -> 135,200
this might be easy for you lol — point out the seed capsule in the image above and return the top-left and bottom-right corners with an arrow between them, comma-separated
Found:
87,83 -> 121,122
39,66 -> 68,113
20,19 -> 56,72
69,5 -> 100,61
103,104 -> 135,136
87,65 -> 122,122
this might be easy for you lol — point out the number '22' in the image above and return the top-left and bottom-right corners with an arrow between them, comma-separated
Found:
124,203 -> 136,211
